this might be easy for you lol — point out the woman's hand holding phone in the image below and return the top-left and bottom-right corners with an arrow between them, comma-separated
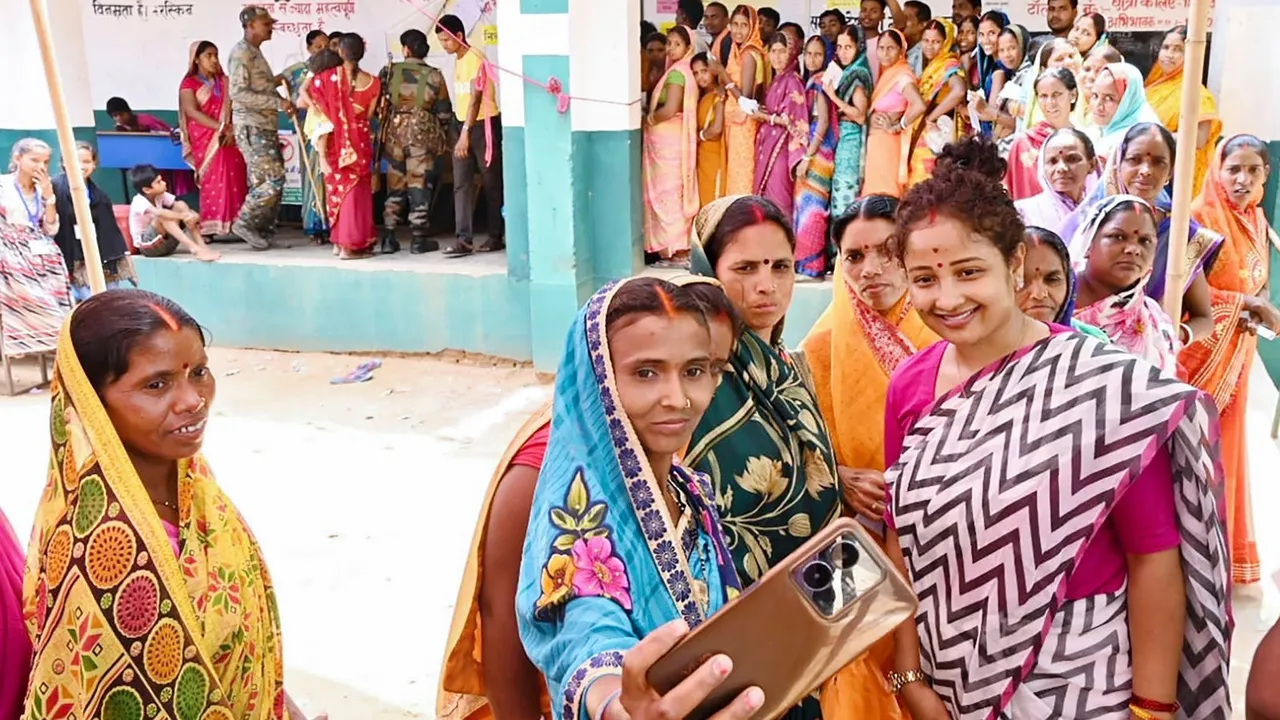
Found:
596,620 -> 765,720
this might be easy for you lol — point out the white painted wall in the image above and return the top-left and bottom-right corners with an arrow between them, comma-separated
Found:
1,0 -> 95,128
570,0 -> 641,132
0,0 -> 496,130
492,5 -> 572,130
1207,0 -> 1280,141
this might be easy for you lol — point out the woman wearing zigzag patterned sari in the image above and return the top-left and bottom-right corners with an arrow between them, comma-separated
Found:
878,168 -> 1231,719
516,277 -> 765,720
22,289 -> 318,720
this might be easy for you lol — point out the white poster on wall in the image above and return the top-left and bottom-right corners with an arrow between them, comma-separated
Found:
78,0 -> 496,110
279,130 -> 302,206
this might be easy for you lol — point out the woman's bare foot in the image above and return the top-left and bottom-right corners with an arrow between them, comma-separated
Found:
339,248 -> 373,260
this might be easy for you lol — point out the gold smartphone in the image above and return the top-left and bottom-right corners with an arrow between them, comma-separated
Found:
646,518 -> 916,720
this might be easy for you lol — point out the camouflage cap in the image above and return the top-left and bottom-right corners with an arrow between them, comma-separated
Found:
239,5 -> 277,26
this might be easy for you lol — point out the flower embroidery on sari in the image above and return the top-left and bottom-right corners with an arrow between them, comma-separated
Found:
534,470 -> 631,618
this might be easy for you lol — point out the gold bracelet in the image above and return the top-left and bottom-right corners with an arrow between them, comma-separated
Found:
886,669 -> 925,695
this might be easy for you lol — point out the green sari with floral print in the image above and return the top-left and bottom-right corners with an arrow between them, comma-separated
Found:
686,196 -> 839,720
685,326 -> 840,582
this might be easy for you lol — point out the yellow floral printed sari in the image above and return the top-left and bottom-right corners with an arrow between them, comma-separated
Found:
22,321 -> 288,720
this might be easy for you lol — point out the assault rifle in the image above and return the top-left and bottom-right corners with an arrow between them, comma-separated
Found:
370,51 -> 394,192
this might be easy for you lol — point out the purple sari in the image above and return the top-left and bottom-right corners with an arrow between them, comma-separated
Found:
752,55 -> 808,220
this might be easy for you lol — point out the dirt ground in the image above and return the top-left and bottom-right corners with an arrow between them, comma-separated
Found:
1,348 -> 1276,719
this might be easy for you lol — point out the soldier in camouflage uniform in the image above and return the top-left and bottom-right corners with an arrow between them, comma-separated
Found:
377,29 -> 453,254
228,5 -> 291,250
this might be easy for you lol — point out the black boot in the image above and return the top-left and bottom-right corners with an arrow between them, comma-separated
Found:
411,235 -> 439,254
379,228 -> 401,254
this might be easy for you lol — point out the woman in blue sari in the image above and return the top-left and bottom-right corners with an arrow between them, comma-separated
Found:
517,277 -> 764,720
824,26 -> 873,217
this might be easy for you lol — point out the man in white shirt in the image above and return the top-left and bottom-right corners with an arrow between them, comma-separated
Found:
675,0 -> 710,55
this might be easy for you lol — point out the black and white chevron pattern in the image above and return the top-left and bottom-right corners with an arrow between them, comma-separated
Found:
887,332 -> 1231,720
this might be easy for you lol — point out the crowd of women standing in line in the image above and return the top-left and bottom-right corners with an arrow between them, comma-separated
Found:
0,133 -> 1276,719
637,4 -> 1227,286
433,132 -> 1280,720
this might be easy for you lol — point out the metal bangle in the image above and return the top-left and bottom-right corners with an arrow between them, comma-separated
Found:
887,669 -> 926,695
593,689 -> 622,720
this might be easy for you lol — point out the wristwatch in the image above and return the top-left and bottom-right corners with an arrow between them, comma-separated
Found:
887,669 -> 926,695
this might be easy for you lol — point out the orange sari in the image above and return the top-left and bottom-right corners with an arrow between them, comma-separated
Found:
862,31 -> 917,198
437,406 -> 554,720
801,270 -> 939,718
1145,62 -> 1221,194
697,92 -> 726,206
1182,140 -> 1269,585
723,6 -> 766,195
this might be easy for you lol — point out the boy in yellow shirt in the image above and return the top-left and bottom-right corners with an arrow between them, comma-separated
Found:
436,14 -> 504,257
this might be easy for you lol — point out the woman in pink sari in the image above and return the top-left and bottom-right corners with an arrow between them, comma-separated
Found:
303,34 -> 381,259
178,41 -> 248,236
642,26 -> 699,267
751,33 -> 807,221
0,507 -> 30,720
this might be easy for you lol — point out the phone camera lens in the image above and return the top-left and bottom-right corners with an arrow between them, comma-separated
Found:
830,540 -> 861,569
801,560 -> 834,592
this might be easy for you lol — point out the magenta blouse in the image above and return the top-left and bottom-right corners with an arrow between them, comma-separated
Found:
1,508 -> 32,720
882,325 -> 1181,600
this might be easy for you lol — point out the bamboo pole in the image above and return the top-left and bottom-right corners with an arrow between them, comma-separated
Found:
1162,0 -> 1213,324
29,0 -> 105,295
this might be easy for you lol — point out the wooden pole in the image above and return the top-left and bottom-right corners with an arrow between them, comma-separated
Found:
28,0 -> 106,295
1162,0 -> 1213,323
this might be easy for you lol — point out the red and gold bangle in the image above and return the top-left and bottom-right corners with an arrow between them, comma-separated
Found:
1130,695 -> 1179,715
1129,707 -> 1156,720
1131,696 -> 1179,712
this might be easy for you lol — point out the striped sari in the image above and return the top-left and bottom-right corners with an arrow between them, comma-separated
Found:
792,74 -> 838,278
0,211 -> 69,358
23,319 -> 288,720
886,331 -> 1231,719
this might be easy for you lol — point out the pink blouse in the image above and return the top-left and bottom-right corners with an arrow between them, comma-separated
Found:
161,519 -> 181,558
0,509 -> 31,720
882,326 -> 1181,600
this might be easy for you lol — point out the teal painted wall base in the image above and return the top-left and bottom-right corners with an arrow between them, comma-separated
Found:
130,257 -> 833,371
578,128 -> 643,283
134,258 -> 532,361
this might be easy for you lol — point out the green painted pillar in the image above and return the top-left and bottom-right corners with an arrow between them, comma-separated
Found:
499,0 -> 641,371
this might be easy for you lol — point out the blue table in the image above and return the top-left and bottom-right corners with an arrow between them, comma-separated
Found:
96,131 -> 188,170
